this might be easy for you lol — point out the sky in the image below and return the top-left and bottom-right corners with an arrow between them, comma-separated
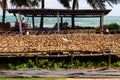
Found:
1,0 -> 120,16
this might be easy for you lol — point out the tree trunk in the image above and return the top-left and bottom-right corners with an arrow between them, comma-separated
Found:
72,0 -> 76,10
39,0 -> 44,29
13,13 -> 17,21
71,0 -> 76,29
71,15 -> 75,28
2,9 -> 6,24
2,0 -> 7,25
41,0 -> 44,9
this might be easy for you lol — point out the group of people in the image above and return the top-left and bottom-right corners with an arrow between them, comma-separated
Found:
15,17 -> 27,31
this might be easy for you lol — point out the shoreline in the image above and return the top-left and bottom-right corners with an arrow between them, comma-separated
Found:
1,16 -> 120,28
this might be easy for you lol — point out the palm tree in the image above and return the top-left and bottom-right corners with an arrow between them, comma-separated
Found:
71,0 -> 78,28
39,0 -> 44,29
58,0 -> 71,8
0,0 -> 7,24
10,0 -> 45,30
58,0 -> 120,28
0,0 -> 40,24
90,0 -> 120,9
10,0 -> 41,29
10,0 -> 40,7
59,0 -> 120,9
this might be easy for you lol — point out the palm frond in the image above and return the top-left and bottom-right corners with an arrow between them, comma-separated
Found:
0,0 -> 7,9
75,0 -> 79,9
10,0 -> 40,7
87,0 -> 106,9
58,0 -> 71,8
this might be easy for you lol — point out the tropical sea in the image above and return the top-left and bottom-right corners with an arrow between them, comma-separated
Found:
0,15 -> 120,28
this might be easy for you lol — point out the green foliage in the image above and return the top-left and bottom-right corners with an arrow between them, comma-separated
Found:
38,59 -> 49,69
8,59 -> 36,69
103,23 -> 120,30
113,61 -> 120,67
27,59 -> 36,68
38,59 -> 64,69
15,63 -> 28,69
53,62 -> 63,69
8,63 -> 15,69
97,61 -> 107,67
5,59 -> 120,70
85,62 -> 94,68
73,60 -> 82,68
63,63 -> 74,69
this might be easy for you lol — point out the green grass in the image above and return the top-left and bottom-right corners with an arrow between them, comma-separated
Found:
0,78 -> 64,80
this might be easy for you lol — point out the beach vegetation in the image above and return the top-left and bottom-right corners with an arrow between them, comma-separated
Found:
8,59 -> 37,70
103,23 -> 120,30
58,0 -> 71,8
96,23 -> 120,30
10,0 -> 41,7
58,0 -> 120,29
58,0 -> 120,10
97,61 -> 107,67
113,61 -> 120,67
0,0 -> 41,25
0,58 -> 118,70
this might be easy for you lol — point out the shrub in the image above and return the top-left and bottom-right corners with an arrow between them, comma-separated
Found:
5,59 -> 120,70
97,61 -> 107,67
104,23 -> 120,30
73,60 -> 82,68
113,61 -> 120,67
96,23 -> 120,30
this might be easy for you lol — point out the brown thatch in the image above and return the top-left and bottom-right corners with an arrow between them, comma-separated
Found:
0,34 -> 120,53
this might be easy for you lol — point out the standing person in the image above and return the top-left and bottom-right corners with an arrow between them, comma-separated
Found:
15,20 -> 19,31
22,17 -> 27,28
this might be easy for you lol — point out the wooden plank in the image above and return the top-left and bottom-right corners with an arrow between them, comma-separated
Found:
0,52 -> 117,57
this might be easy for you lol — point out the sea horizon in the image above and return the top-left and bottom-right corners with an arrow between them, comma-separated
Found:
0,15 -> 120,28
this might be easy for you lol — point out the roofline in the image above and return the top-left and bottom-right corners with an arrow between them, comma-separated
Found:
7,8 -> 111,16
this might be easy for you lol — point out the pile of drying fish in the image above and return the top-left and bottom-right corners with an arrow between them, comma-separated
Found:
0,33 -> 120,53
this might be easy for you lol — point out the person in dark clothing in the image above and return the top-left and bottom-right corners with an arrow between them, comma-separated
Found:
15,20 -> 19,31
22,17 -> 27,28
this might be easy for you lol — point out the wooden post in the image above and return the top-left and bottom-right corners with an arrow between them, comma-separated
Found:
71,15 -> 75,28
32,16 -> 35,29
61,17 -> 63,26
108,53 -> 111,69
40,15 -> 44,29
18,12 -> 22,34
100,13 -> 104,34
57,12 -> 60,33
35,56 -> 39,67
70,52 -> 74,64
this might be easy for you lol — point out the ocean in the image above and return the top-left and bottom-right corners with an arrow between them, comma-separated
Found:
0,16 -> 120,28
